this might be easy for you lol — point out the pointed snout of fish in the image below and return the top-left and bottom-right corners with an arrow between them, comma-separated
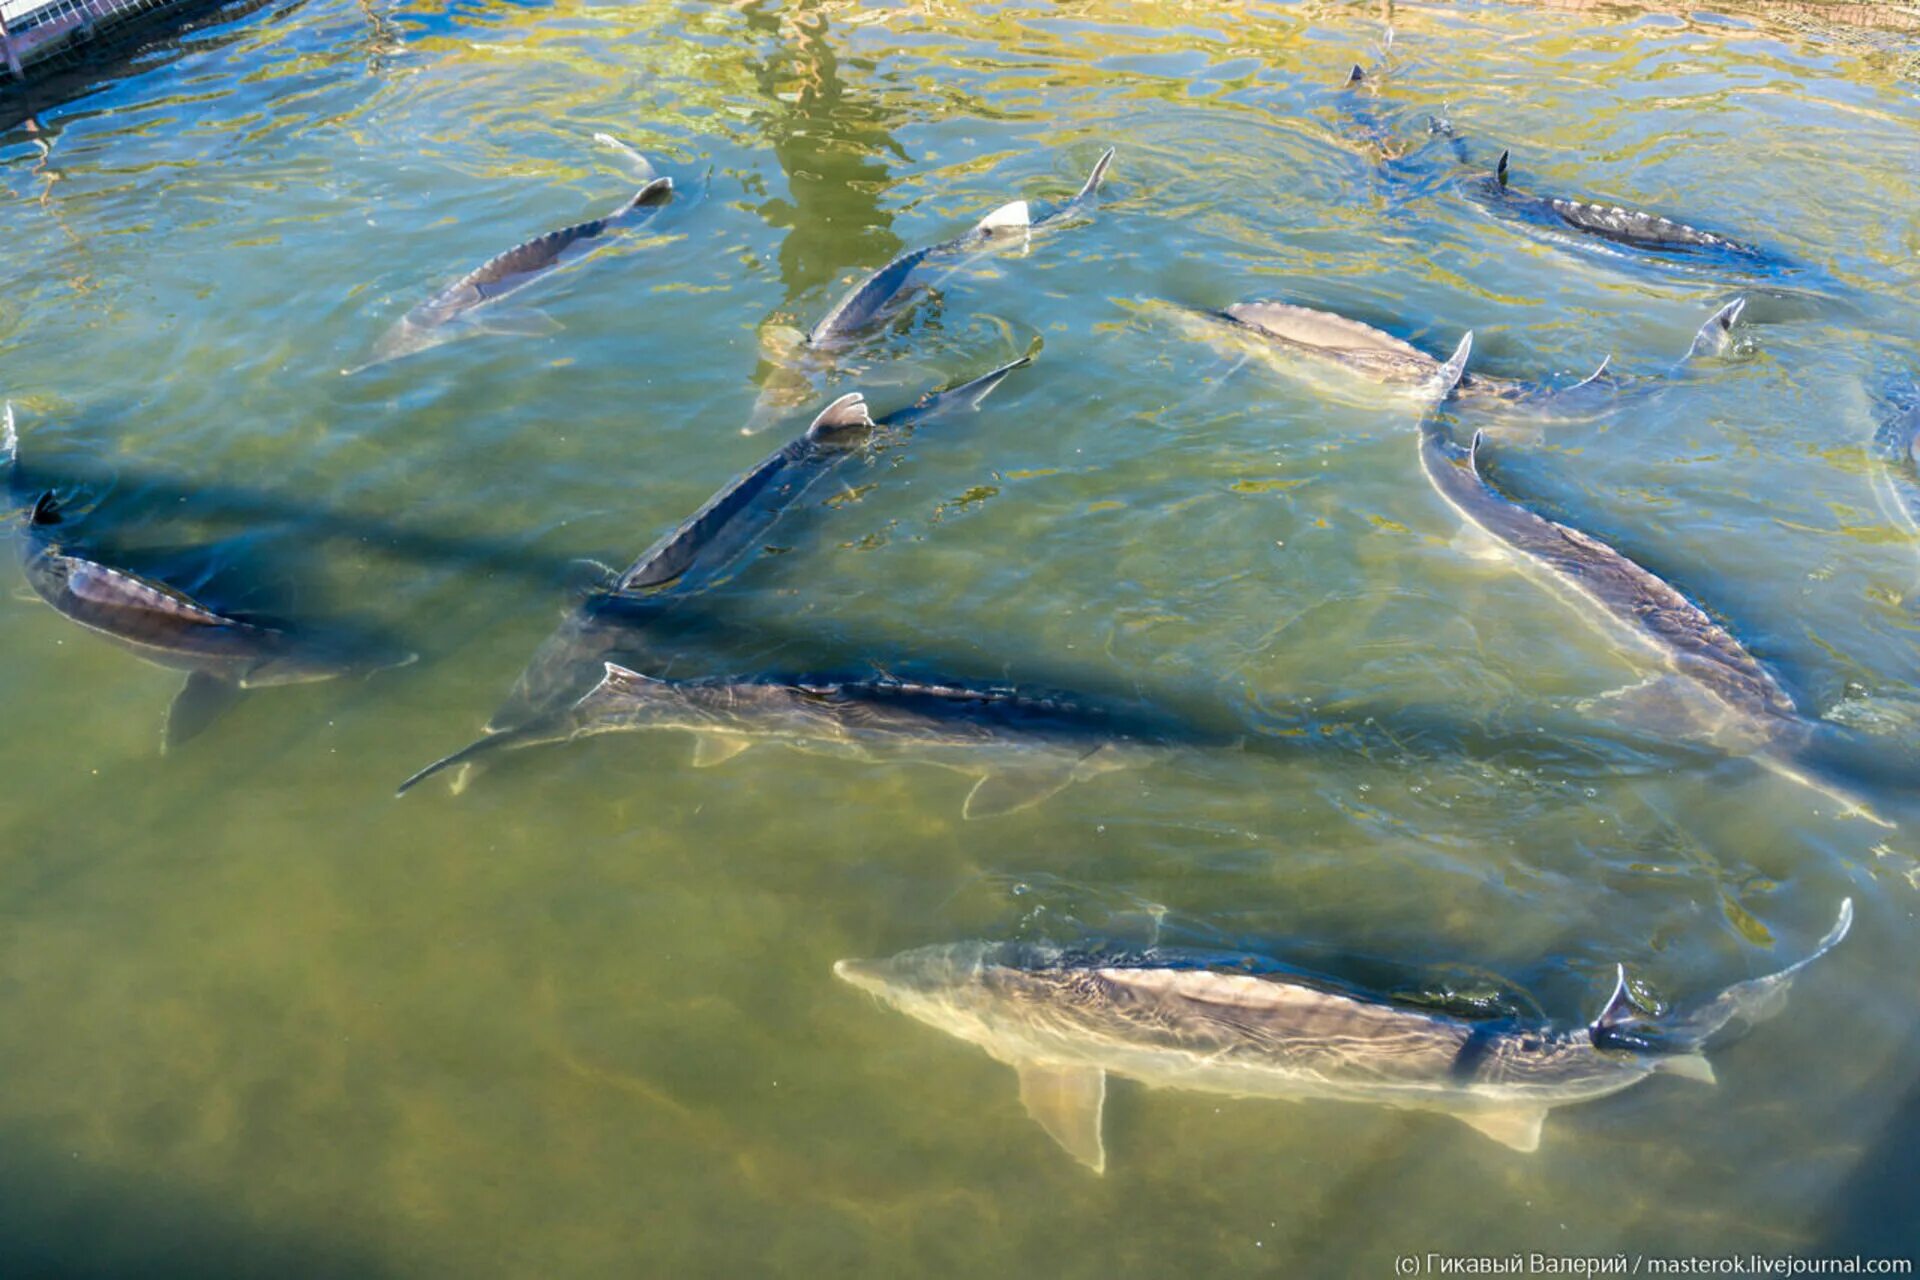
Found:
832,958 -> 889,996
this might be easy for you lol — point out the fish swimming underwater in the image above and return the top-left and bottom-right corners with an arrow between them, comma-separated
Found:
835,899 -> 1853,1171
1173,296 -> 1744,414
398,660 -> 1172,815
1418,422 -> 1887,822
1868,366 -> 1920,543
749,149 -> 1108,430
12,490 -> 414,749
480,357 -> 1035,731
349,167 -> 675,372
1471,150 -> 1775,265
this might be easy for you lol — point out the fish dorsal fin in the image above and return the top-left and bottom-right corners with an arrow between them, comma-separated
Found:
1569,354 -> 1613,391
1,402 -> 15,467
690,733 -> 753,768
1588,963 -> 1641,1038
1075,147 -> 1115,203
1015,1062 -> 1108,1174
164,672 -> 244,753
1685,297 -> 1747,362
1465,428 -> 1486,473
805,392 -> 875,443
629,175 -> 674,209
29,490 -> 61,527
1456,1106 -> 1546,1153
974,199 -> 1032,233
1496,149 -> 1510,188
1430,330 -> 1473,400
596,661 -> 662,698
1347,63 -> 1366,84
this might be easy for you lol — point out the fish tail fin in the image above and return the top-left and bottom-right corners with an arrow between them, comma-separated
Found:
898,354 -> 1035,425
396,730 -> 521,796
1594,899 -> 1854,1055
1075,147 -> 1115,203
593,132 -> 657,182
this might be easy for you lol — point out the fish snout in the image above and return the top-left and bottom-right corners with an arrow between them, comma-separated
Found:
832,958 -> 887,995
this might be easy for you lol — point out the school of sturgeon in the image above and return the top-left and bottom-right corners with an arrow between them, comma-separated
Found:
3,30 -> 1896,1178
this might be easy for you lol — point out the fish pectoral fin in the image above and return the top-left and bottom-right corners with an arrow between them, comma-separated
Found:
1578,676 -> 1731,742
1455,1106 -> 1547,1153
690,733 -> 753,768
164,672 -> 244,753
473,308 -> 563,339
962,763 -> 1080,820
1653,1052 -> 1717,1086
1015,1062 -> 1108,1174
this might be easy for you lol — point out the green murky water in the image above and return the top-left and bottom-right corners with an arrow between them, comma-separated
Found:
2,1 -> 1918,1274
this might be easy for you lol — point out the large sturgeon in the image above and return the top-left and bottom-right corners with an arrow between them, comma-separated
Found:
11,488 -> 413,748
470,358 -> 1033,738
835,900 -> 1852,1171
349,165 -> 675,372
1418,422 -> 1886,822
398,660 -> 1171,816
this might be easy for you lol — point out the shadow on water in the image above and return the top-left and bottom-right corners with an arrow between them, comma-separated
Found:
0,1132 -> 394,1279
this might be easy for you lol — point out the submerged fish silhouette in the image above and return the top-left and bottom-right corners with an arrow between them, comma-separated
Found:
835,900 -> 1852,1171
1419,422 -> 1887,823
15,492 -> 413,749
349,170 -> 675,372
399,661 -> 1170,814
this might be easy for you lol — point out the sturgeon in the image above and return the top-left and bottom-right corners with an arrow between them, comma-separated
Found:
350,171 -> 675,372
1418,423 -> 1890,822
474,358 -> 1034,735
1476,150 -> 1770,261
398,660 -> 1169,816
14,490 -> 413,748
835,900 -> 1852,1171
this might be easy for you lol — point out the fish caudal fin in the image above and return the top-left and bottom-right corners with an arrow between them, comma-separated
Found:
1456,1106 -> 1547,1153
164,672 -> 244,752
593,133 -> 657,182
1016,1062 -> 1108,1174
1075,148 -> 1115,204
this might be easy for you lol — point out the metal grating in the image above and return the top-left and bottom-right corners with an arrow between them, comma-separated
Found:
2,0 -> 207,78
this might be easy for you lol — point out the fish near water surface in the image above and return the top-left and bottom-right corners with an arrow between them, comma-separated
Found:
1472,149 -> 1775,265
835,900 -> 1853,1172
748,149 -> 1109,431
1417,422 -> 1889,823
479,357 -> 1035,733
399,660 -> 1171,815
13,490 -> 414,749
349,168 -> 675,372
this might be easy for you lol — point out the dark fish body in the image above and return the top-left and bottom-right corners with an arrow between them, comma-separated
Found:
401,661 -> 1166,814
1418,427 -> 1798,730
357,175 -> 675,369
1475,151 -> 1772,263
835,901 -> 1852,1170
15,491 -> 413,747
482,360 -> 1033,731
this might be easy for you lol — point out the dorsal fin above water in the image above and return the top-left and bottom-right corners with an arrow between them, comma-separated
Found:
1431,330 -> 1473,400
1,402 -> 15,468
628,175 -> 674,209
1588,963 -> 1641,1038
974,199 -> 1032,233
1347,63 -> 1366,84
805,392 -> 875,442
1496,149 -> 1510,188
29,490 -> 61,526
